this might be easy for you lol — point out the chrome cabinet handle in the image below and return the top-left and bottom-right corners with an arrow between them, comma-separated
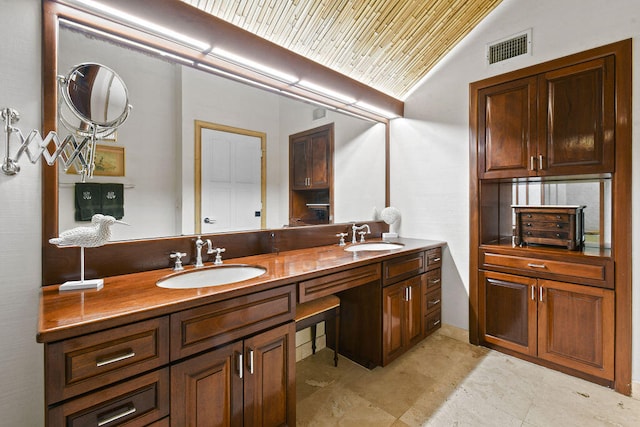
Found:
527,263 -> 546,269
429,299 -> 441,307
530,156 -> 535,170
96,350 -> 135,367
531,285 -> 535,301
238,352 -> 243,379
97,405 -> 136,426
431,257 -> 441,263
248,349 -> 255,375
430,278 -> 441,285
433,319 -> 441,326
539,286 -> 543,302
538,154 -> 544,170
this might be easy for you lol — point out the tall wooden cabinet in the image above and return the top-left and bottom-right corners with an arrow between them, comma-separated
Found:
470,40 -> 632,394
289,123 -> 334,225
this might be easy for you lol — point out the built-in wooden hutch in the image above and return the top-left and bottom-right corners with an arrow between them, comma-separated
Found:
469,39 -> 632,394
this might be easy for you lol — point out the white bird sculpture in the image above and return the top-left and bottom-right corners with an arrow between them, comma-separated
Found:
49,214 -> 128,292
49,214 -> 127,248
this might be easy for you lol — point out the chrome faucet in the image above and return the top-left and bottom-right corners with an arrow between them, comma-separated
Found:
351,223 -> 371,243
194,236 -> 211,268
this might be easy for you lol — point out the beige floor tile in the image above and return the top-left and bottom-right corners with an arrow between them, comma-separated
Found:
296,327 -> 637,427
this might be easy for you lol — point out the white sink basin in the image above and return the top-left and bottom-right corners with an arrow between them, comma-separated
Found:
345,242 -> 404,252
157,265 -> 267,289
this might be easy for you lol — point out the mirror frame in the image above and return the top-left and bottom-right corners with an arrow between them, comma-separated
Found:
42,0 -> 393,285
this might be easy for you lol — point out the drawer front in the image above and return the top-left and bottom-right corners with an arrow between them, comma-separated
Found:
47,368 -> 169,427
425,288 -> 442,313
520,212 -> 569,222
425,268 -> 441,291
521,221 -> 569,231
522,230 -> 569,240
482,252 -> 611,288
383,252 -> 425,285
425,247 -> 442,270
299,264 -> 381,303
171,284 -> 295,360
425,309 -> 441,336
46,317 -> 170,404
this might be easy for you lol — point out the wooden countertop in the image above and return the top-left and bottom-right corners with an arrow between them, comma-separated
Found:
38,238 -> 444,343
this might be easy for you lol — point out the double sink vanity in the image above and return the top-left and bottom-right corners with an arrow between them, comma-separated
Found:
38,235 -> 444,426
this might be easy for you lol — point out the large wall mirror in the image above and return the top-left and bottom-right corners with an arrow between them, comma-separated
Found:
50,3 -> 386,242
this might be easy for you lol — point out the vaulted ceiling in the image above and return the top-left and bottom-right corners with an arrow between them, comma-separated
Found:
182,0 -> 504,100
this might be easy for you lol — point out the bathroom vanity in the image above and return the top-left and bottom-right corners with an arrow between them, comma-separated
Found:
38,238 -> 444,426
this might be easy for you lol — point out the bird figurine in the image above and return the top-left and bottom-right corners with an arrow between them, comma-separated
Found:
50,214 -> 128,292
49,214 -> 128,248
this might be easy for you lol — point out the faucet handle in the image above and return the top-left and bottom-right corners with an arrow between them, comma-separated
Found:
358,231 -> 368,243
170,251 -> 187,271
213,247 -> 226,265
336,233 -> 347,246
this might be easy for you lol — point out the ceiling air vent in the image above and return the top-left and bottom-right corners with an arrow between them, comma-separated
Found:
487,29 -> 531,65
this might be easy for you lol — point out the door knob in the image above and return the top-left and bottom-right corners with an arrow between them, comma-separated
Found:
204,217 -> 216,224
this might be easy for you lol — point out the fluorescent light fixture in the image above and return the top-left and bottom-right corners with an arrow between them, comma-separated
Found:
336,108 -> 377,123
211,48 -> 298,84
61,19 -> 195,65
297,80 -> 357,105
197,63 -> 281,93
354,101 -> 400,119
66,0 -> 211,51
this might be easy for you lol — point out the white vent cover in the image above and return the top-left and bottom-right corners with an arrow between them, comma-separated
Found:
313,108 -> 327,120
487,29 -> 532,65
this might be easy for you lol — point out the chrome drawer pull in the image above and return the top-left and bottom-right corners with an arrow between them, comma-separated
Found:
433,319 -> 441,326
429,299 -> 441,306
97,405 -> 136,426
238,353 -> 243,379
527,263 -> 546,269
96,351 -> 136,367
430,278 -> 441,284
431,257 -> 441,262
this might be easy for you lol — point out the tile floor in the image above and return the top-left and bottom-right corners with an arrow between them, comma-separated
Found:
296,325 -> 640,426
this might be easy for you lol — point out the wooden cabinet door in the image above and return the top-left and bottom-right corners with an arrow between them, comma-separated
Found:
537,279 -> 614,380
308,132 -> 330,188
170,341 -> 244,427
406,275 -> 425,347
538,56 -> 615,176
382,281 -> 406,365
382,276 -> 424,365
243,322 -> 296,427
478,76 -> 537,179
479,270 -> 537,356
291,137 -> 309,189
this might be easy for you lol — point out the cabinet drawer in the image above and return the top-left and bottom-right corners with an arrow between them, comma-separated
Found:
425,268 -> 441,291
46,317 -> 169,404
171,285 -> 295,360
299,264 -> 380,303
425,288 -> 442,313
521,220 -> 569,231
425,310 -> 441,335
425,247 -> 442,270
520,212 -> 569,222
482,252 -> 611,288
47,368 -> 169,427
383,252 -> 425,285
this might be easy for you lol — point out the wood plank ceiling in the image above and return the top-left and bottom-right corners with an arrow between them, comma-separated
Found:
182,0 -> 503,100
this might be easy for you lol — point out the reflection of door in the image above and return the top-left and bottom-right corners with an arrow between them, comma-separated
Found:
200,128 -> 262,233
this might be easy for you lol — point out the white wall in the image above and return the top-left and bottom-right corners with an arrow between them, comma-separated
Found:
0,1 -> 45,425
392,0 -> 640,384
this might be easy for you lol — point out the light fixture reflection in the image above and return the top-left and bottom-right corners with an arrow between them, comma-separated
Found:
64,0 -> 211,51
297,80 -> 357,105
211,48 -> 298,84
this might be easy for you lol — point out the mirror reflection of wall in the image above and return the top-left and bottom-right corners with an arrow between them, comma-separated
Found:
57,23 -> 385,241
512,179 -> 611,248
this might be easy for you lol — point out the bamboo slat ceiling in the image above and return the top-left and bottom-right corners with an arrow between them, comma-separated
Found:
182,0 -> 503,100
